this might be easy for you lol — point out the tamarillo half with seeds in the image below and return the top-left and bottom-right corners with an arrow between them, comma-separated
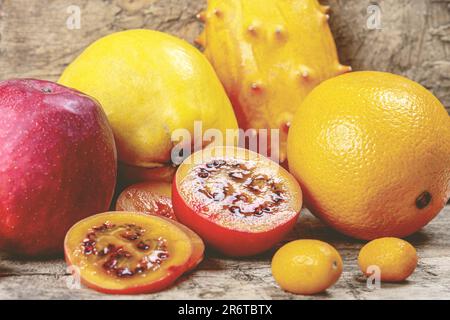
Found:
173,146 -> 302,257
64,212 -> 203,294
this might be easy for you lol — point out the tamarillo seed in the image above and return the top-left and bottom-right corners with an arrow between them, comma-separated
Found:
198,171 -> 209,178
116,268 -> 134,277
229,171 -> 244,179
137,241 -> 150,251
229,206 -> 241,214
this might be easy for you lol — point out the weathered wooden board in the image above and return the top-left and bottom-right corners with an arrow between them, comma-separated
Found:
0,0 -> 449,112
1,206 -> 449,300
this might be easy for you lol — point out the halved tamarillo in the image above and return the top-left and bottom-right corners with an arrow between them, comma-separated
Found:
64,211 -> 193,294
173,146 -> 303,257
168,220 -> 205,271
116,182 -> 176,221
115,183 -> 203,270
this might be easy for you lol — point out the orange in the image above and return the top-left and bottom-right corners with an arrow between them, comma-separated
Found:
271,240 -> 343,295
358,237 -> 418,282
287,71 -> 450,240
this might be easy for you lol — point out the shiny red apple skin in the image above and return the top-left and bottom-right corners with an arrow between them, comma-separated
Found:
0,79 -> 117,256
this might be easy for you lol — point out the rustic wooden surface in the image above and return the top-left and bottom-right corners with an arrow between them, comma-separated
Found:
0,0 -> 449,112
1,0 -> 450,300
0,206 -> 449,300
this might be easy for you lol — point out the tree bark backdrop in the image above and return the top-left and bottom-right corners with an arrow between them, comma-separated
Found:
0,0 -> 449,113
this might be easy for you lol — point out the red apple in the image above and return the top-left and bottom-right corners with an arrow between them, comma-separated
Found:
0,79 -> 117,256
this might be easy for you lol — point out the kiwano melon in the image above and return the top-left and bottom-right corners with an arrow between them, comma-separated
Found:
197,0 -> 351,161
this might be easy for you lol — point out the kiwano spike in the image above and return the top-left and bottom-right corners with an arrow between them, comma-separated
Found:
274,25 -> 286,38
213,8 -> 223,17
281,121 -> 291,134
321,13 -> 330,23
195,31 -> 206,47
299,66 -> 313,80
247,24 -> 258,36
301,70 -> 310,80
196,11 -> 207,22
320,5 -> 330,14
336,64 -> 352,75
250,82 -> 263,93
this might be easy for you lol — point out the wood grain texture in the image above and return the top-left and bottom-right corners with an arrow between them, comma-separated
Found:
329,0 -> 450,113
1,206 -> 449,300
0,0 -> 449,111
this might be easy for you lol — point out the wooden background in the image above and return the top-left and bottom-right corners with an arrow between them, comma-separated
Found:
1,0 -> 450,300
0,0 -> 449,113
1,209 -> 450,300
